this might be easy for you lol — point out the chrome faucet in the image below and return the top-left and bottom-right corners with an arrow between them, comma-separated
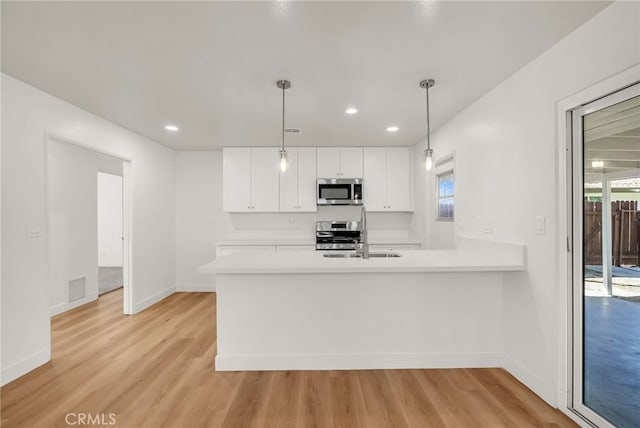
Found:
356,205 -> 369,259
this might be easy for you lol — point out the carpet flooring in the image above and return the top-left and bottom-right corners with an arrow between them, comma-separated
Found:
98,266 -> 123,295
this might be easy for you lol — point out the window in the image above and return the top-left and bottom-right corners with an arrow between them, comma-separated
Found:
437,171 -> 454,220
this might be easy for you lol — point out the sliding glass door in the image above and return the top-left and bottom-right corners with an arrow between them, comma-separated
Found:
570,83 -> 640,427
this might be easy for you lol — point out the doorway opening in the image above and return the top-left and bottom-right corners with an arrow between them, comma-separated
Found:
569,83 -> 639,427
97,160 -> 124,296
46,135 -> 133,316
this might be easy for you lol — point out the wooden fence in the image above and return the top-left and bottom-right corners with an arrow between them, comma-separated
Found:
584,200 -> 640,266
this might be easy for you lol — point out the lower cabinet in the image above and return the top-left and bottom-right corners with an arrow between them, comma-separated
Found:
369,244 -> 421,252
216,245 -> 276,257
276,245 -> 316,251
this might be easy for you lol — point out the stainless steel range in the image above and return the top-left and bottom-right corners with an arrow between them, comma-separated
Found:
315,221 -> 362,250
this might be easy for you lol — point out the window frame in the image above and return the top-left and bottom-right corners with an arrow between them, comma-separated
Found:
436,169 -> 455,221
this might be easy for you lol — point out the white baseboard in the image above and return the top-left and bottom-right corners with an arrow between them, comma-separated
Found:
503,354 -> 557,407
133,286 -> 175,314
215,352 -> 503,371
1,347 -> 50,386
50,292 -> 99,317
175,283 -> 216,292
98,264 -> 123,268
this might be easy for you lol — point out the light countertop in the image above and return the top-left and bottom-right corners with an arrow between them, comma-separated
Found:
200,238 -> 526,274
215,238 -> 422,246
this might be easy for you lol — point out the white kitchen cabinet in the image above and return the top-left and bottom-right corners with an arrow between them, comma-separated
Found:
369,244 -> 421,252
276,245 -> 315,251
251,148 -> 280,212
223,147 -> 280,212
216,245 -> 276,257
317,147 -> 363,178
222,148 -> 251,212
279,148 -> 317,212
363,147 -> 413,212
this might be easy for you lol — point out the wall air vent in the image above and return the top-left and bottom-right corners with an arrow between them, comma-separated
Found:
284,128 -> 301,133
68,276 -> 86,302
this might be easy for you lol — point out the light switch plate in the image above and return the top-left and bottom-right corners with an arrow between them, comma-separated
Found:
483,219 -> 494,234
27,222 -> 42,238
535,216 -> 546,235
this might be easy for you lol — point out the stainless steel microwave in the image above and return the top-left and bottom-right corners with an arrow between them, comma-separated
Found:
317,178 -> 363,206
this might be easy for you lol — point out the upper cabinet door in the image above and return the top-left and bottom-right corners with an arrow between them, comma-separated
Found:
296,148 -> 317,212
363,148 -> 387,211
386,147 -> 412,211
251,148 -> 280,212
223,148 -> 252,212
339,147 -> 363,178
316,148 -> 341,178
279,148 -> 299,212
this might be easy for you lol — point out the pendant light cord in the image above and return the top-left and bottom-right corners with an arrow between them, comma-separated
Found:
282,84 -> 285,151
425,84 -> 431,151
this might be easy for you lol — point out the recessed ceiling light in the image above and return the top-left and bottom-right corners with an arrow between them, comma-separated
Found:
386,126 -> 399,132
591,160 -> 604,168
346,108 -> 358,115
165,124 -> 179,131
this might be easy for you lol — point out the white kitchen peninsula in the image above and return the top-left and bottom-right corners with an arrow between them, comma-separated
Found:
199,238 -> 526,371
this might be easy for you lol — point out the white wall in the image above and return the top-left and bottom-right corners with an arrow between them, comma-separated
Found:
1,74 -> 176,385
48,140 -> 99,316
98,172 -> 123,267
175,151 -> 224,291
413,1 -> 639,406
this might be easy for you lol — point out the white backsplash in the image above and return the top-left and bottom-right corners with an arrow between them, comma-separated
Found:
225,206 -> 413,241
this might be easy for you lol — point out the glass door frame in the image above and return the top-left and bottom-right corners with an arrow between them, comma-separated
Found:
568,82 -> 640,427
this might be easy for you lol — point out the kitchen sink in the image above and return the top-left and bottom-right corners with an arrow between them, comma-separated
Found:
323,252 -> 402,258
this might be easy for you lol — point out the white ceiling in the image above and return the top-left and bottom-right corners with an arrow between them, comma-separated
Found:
585,95 -> 640,179
1,1 -> 611,150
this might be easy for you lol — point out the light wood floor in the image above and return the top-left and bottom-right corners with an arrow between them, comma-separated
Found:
1,289 -> 577,427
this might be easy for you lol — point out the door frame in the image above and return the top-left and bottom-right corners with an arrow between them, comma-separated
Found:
556,65 -> 640,426
44,133 -> 134,315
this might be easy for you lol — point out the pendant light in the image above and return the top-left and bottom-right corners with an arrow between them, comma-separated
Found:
420,79 -> 435,171
276,79 -> 291,172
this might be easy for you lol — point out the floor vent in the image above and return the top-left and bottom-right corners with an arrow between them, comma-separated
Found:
68,276 -> 86,302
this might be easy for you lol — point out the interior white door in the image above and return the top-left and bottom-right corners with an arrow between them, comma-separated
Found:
363,147 -> 387,211
386,147 -> 412,211
339,147 -> 364,178
296,147 -> 317,212
223,148 -> 252,212
316,147 -> 341,178
251,147 -> 280,212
